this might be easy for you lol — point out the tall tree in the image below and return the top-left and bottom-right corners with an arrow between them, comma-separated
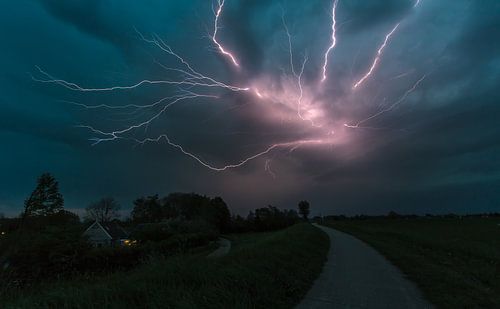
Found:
209,197 -> 231,232
85,197 -> 121,223
298,200 -> 310,221
131,195 -> 162,223
23,173 -> 64,217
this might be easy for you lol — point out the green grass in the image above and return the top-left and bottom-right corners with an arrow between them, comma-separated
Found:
322,218 -> 500,308
4,223 -> 329,309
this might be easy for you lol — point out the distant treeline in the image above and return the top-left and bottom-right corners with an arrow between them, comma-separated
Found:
316,211 -> 500,222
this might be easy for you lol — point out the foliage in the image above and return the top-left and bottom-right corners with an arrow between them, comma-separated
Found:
85,197 -> 121,223
131,195 -> 164,223
131,193 -> 231,232
23,173 -> 64,217
0,220 -> 88,288
0,215 -> 218,289
130,219 -> 217,243
229,206 -> 299,233
298,200 -> 310,220
3,224 -> 329,309
251,206 -> 299,231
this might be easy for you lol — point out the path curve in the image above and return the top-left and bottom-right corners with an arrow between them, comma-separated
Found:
297,224 -> 433,309
207,238 -> 231,258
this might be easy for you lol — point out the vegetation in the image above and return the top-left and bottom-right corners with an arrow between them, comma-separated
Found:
322,217 -> 500,308
236,205 -> 300,233
3,224 -> 329,309
298,200 -> 310,221
22,173 -> 64,218
85,197 -> 121,223
0,173 -> 307,300
131,193 -> 231,233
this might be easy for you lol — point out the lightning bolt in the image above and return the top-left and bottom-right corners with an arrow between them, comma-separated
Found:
131,135 -> 332,172
212,0 -> 240,68
33,66 -> 249,93
321,0 -> 339,83
265,159 -> 277,179
346,74 -> 426,128
352,23 -> 400,90
282,13 -> 321,128
352,0 -> 422,89
35,0 -> 430,174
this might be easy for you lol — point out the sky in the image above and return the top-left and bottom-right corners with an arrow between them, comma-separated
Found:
0,0 -> 499,217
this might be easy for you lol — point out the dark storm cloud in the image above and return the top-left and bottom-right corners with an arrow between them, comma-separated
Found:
37,0 -> 118,44
0,0 -> 499,217
340,0 -> 415,33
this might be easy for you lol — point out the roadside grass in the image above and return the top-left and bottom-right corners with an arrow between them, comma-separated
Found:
4,223 -> 328,309
322,218 -> 500,308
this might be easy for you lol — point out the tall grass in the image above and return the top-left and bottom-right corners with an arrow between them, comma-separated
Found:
4,223 -> 328,309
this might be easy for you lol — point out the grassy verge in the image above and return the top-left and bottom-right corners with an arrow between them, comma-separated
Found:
4,223 -> 328,309
322,218 -> 500,308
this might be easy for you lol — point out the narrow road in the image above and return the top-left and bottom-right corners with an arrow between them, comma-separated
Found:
297,224 -> 433,309
207,238 -> 231,258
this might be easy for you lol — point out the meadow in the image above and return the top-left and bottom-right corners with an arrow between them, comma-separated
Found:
322,217 -> 500,308
3,223 -> 328,309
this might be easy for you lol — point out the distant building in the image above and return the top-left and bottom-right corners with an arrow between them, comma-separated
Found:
83,221 -> 129,247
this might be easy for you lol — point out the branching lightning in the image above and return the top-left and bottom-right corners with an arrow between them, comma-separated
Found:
345,75 -> 426,128
282,13 -> 321,128
35,0 -> 428,176
132,135 -> 332,172
212,0 -> 240,68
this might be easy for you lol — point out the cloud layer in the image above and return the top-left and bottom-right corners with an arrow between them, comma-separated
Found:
0,0 -> 499,216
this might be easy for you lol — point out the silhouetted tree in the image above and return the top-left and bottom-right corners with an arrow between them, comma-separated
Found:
23,173 -> 64,217
85,197 -> 121,223
243,206 -> 299,232
298,200 -> 310,221
209,197 -> 231,232
131,195 -> 163,223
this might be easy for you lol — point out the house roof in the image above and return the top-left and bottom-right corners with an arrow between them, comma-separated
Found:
84,221 -> 129,240
101,222 -> 129,239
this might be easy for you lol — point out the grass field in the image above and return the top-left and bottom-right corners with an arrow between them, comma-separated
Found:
322,217 -> 500,308
4,223 -> 329,309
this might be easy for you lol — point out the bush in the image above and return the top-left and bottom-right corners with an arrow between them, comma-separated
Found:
0,226 -> 90,287
230,206 -> 300,233
1,219 -> 220,289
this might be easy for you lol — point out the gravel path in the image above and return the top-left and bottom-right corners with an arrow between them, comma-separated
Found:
297,224 -> 433,309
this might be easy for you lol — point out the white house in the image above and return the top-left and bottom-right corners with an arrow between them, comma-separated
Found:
83,221 -> 129,247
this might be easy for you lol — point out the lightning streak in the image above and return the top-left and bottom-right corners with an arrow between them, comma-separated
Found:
282,11 -> 297,78
352,23 -> 400,89
79,93 -> 218,145
36,0 -> 429,174
131,136 -> 332,172
282,14 -> 321,127
265,159 -> 277,178
136,30 -> 247,91
34,66 -> 248,93
346,75 -> 426,128
321,0 -> 339,83
212,0 -> 240,67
